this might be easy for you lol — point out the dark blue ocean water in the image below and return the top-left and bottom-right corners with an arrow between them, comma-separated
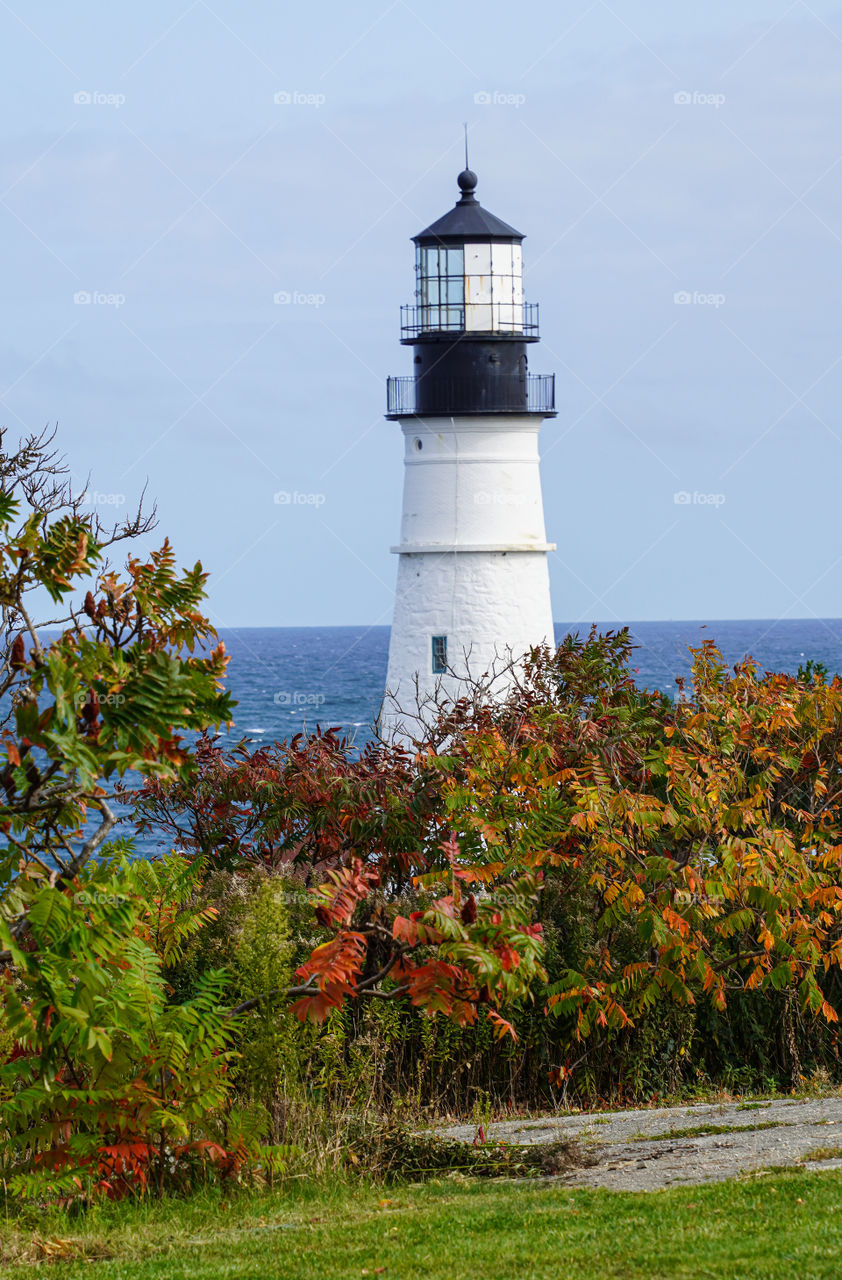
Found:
215,619 -> 842,747
114,619 -> 842,854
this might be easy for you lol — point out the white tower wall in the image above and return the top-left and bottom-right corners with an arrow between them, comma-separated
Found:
381,414 -> 555,740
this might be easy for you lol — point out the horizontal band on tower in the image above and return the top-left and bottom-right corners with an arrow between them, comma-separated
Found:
390,543 -> 557,554
404,454 -> 541,465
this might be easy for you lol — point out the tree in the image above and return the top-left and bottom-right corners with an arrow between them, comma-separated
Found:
0,425 -> 244,1197
0,425 -> 233,927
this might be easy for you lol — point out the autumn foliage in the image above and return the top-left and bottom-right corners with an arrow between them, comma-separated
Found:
4,426 -> 842,1198
135,630 -> 842,1078
134,731 -> 548,1040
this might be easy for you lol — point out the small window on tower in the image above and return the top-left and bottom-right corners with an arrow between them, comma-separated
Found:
432,635 -> 448,674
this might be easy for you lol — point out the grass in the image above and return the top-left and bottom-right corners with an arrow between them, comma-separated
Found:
804,1146 -> 842,1163
3,1170 -> 842,1279
634,1121 -> 783,1142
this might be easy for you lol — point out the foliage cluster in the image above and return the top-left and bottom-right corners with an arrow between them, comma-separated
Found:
134,626 -> 842,1112
4,427 -> 842,1203
0,428 -> 255,1200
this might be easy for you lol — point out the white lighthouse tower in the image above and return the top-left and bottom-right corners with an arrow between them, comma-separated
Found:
380,165 -> 556,741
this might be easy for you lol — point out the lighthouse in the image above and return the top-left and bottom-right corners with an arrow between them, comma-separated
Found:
380,164 -> 557,741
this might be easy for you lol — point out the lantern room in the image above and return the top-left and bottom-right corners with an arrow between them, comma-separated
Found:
387,167 -> 554,418
400,169 -> 537,341
414,239 -> 525,334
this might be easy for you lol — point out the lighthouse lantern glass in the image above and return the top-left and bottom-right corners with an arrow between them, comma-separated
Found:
417,246 -> 464,331
466,242 -> 523,332
416,241 -> 523,335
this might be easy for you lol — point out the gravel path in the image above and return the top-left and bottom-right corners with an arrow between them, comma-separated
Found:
440,1097 -> 842,1191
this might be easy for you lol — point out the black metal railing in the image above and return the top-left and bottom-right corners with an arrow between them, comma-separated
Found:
386,372 -> 555,416
386,376 -> 418,416
400,301 -> 540,341
524,373 -> 555,413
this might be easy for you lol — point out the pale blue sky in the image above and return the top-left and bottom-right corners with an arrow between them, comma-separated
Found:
2,1 -> 841,629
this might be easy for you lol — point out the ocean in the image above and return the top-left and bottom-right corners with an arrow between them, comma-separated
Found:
217,619 -> 842,747
114,619 -> 842,854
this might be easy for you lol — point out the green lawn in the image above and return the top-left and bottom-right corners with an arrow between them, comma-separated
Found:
3,1169 -> 842,1279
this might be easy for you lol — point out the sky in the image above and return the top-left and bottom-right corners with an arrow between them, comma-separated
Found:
2,0 -> 842,630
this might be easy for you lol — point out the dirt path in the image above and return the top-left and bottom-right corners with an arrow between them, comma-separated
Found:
441,1097 -> 842,1191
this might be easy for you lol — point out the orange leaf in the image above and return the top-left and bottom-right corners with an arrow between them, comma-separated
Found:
486,1010 -> 517,1042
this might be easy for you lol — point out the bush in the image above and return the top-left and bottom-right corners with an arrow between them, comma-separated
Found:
129,630 -> 842,1117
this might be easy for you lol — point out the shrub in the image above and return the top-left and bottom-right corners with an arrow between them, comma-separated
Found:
133,630 -> 842,1112
0,857 -> 239,1198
